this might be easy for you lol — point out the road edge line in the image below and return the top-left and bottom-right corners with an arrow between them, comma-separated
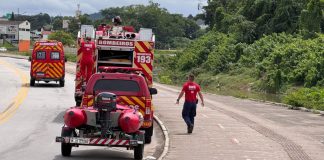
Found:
153,115 -> 169,160
0,59 -> 29,124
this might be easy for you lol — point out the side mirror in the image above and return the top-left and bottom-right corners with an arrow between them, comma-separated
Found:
64,57 -> 67,62
149,88 -> 158,95
28,56 -> 31,62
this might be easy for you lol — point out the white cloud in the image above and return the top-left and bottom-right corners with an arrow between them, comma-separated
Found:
0,0 -> 206,17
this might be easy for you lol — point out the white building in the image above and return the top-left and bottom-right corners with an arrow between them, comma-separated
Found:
0,20 -> 30,42
0,20 -> 31,51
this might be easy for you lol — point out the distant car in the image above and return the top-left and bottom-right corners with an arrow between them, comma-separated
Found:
0,47 -> 7,52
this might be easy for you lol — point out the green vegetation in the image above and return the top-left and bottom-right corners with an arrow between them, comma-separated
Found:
48,31 -> 75,46
156,0 -> 324,110
98,1 -> 202,49
0,40 -> 16,51
284,87 -> 324,110
65,53 -> 77,62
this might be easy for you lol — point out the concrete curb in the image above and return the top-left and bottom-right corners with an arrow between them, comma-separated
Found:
0,53 -> 28,60
0,54 -> 169,159
153,115 -> 169,160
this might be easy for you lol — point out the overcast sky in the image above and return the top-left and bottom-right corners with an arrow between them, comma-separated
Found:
0,0 -> 207,17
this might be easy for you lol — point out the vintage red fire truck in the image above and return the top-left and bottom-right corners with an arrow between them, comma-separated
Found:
74,24 -> 156,143
29,40 -> 66,87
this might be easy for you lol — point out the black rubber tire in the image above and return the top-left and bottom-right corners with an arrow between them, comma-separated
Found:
30,78 -> 35,86
76,101 -> 81,106
144,124 -> 153,144
134,143 -> 144,160
75,96 -> 82,106
59,79 -> 65,87
61,128 -> 73,157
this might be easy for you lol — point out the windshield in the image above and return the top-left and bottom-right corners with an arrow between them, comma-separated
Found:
93,79 -> 140,92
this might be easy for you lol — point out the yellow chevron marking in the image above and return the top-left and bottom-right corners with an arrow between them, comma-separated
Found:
49,64 -> 61,77
141,63 -> 152,74
32,62 -> 42,72
50,63 -> 61,75
132,97 -> 145,108
121,96 -> 135,105
58,62 -> 63,68
48,68 -> 59,78
143,42 -> 152,51
47,70 -> 55,78
49,68 -> 60,78
34,45 -> 40,51
143,121 -> 152,127
33,63 -> 43,72
53,63 -> 63,73
37,63 -> 47,72
135,42 -> 146,53
88,98 -> 94,106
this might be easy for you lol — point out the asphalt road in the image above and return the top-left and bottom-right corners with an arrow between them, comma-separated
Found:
2,55 -> 324,160
0,57 -> 163,160
153,84 -> 324,160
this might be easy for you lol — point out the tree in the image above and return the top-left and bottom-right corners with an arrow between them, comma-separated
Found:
68,18 -> 80,37
52,16 -> 63,30
300,0 -> 322,36
79,14 -> 92,25
10,12 -> 14,20
100,2 -> 200,49
48,31 -> 75,46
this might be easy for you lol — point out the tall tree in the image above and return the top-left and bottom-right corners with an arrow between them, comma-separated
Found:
300,0 -> 322,35
10,12 -> 14,20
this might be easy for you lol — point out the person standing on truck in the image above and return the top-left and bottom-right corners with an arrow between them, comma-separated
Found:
80,36 -> 95,82
176,74 -> 204,134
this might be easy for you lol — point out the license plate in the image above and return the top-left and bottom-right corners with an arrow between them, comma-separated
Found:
70,137 -> 90,144
129,140 -> 138,145
36,72 -> 45,76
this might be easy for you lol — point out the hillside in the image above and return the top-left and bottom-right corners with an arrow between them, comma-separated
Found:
156,0 -> 324,110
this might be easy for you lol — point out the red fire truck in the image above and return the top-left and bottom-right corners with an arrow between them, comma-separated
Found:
74,24 -> 156,143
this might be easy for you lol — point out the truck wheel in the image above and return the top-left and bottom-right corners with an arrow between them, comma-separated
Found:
30,78 -> 35,86
61,128 -> 73,157
134,143 -> 144,160
144,124 -> 153,144
75,96 -> 82,106
59,79 -> 65,87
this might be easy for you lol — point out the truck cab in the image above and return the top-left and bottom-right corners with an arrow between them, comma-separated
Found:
29,40 -> 66,87
80,67 -> 157,143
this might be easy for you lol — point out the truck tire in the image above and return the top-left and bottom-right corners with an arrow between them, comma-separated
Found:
59,79 -> 65,87
134,142 -> 144,160
30,78 -> 35,86
61,127 -> 73,157
144,124 -> 153,144
75,96 -> 82,106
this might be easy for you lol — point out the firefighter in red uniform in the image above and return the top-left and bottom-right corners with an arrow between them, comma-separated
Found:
80,37 -> 95,82
176,74 -> 204,134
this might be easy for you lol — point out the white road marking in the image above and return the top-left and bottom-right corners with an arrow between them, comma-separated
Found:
201,114 -> 208,118
232,138 -> 241,145
217,124 -> 225,129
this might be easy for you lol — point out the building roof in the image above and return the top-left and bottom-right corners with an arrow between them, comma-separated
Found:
0,20 -> 26,25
